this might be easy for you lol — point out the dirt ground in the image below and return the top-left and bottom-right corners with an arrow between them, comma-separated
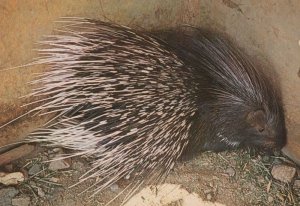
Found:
3,146 -> 297,206
0,1 -> 299,206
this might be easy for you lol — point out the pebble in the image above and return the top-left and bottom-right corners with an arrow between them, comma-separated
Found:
293,180 -> 300,189
262,155 -> 270,163
0,187 -> 19,206
52,148 -> 63,153
37,188 -> 45,198
225,167 -> 235,177
271,164 -> 296,183
49,177 -> 59,183
267,196 -> 274,203
206,193 -> 212,201
28,164 -> 42,176
0,172 -> 25,186
11,197 -> 30,206
109,183 -> 120,193
49,159 -> 70,171
257,176 -> 265,184
204,189 -> 212,194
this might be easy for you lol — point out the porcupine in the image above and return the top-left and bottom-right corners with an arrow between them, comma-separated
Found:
3,17 -> 286,195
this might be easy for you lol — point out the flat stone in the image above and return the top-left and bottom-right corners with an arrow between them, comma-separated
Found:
49,177 -> 59,183
267,196 -> 274,203
0,145 -> 35,166
225,167 -> 235,177
0,172 -> 25,186
11,197 -> 31,206
110,183 -> 120,193
28,164 -> 41,176
37,188 -> 45,197
48,159 -> 70,171
0,187 -> 19,206
262,155 -> 270,163
293,180 -> 300,189
52,148 -> 63,153
271,164 -> 296,183
206,193 -> 212,201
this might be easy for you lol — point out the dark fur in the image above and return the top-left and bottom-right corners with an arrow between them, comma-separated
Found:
153,28 -> 286,153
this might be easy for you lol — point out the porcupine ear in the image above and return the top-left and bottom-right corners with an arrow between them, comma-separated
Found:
246,110 -> 266,133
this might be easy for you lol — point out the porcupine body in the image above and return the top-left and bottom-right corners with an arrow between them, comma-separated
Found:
15,18 -> 286,194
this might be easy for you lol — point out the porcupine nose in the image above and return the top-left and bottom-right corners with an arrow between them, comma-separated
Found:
265,132 -> 286,149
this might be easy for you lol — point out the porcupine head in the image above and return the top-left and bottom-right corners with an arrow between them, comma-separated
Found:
169,29 -> 288,154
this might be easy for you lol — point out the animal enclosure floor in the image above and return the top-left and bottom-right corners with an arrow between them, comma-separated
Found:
4,147 -> 299,206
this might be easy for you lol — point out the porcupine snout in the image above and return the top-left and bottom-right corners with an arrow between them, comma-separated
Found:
243,109 -> 287,149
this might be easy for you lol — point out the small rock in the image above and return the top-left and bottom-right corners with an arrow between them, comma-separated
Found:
49,177 -> 59,183
293,180 -> 300,189
71,161 -> 85,173
48,153 -> 56,159
225,167 -> 235,177
48,159 -> 70,171
257,176 -> 265,184
110,183 -> 120,193
204,189 -> 212,194
206,193 -> 212,201
0,172 -> 25,186
271,164 -> 296,183
11,197 -> 31,206
28,164 -> 41,176
52,148 -> 63,153
37,188 -> 45,198
29,181 -> 36,187
48,148 -> 63,158
267,196 -> 274,203
262,155 -> 270,163
0,187 -> 19,206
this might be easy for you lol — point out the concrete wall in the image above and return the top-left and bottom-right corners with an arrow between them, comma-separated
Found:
0,0 -> 299,162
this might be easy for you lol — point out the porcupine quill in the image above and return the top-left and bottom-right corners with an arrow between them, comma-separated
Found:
1,17 -> 286,200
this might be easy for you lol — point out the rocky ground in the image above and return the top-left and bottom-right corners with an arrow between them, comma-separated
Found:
0,145 -> 299,206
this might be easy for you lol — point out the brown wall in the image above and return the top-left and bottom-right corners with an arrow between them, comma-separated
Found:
0,0 -> 299,162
